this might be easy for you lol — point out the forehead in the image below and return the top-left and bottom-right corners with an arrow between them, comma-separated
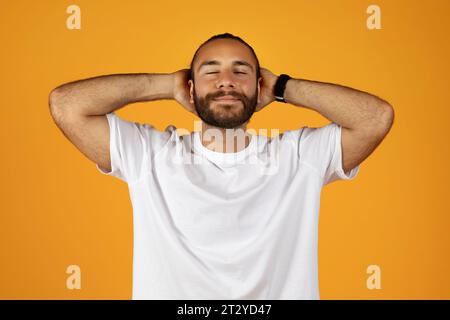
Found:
194,38 -> 256,71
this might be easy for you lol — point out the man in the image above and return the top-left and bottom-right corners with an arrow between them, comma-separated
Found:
48,33 -> 394,299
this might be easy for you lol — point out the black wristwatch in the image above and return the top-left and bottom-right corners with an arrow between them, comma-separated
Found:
273,74 -> 291,103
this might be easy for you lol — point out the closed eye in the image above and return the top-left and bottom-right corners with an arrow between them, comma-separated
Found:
205,72 -> 247,74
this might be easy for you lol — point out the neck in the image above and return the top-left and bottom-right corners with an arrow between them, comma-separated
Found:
199,121 -> 252,153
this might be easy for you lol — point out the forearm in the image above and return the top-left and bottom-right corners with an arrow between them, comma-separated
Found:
49,73 -> 174,116
284,78 -> 393,130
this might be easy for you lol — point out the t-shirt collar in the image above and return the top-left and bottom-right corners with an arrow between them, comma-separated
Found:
193,130 -> 258,165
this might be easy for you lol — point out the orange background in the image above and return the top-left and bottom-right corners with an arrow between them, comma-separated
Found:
1,0 -> 449,299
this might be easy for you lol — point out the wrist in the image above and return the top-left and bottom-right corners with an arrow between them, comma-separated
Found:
283,78 -> 296,104
144,73 -> 174,101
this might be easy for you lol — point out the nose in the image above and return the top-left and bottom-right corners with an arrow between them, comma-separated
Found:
216,70 -> 236,89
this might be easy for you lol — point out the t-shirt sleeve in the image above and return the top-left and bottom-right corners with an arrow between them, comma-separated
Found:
286,122 -> 360,186
96,112 -> 174,184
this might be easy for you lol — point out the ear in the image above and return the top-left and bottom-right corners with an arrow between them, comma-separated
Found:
257,76 -> 262,104
188,79 -> 195,104
187,79 -> 199,117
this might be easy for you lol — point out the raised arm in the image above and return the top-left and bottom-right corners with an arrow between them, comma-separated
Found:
255,68 -> 394,175
283,77 -> 394,174
48,73 -> 174,172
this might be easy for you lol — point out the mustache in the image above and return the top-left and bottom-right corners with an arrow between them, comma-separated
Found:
210,91 -> 242,100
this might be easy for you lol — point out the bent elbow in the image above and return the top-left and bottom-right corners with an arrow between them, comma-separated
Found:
48,88 -> 67,123
376,102 -> 395,136
382,102 -> 395,126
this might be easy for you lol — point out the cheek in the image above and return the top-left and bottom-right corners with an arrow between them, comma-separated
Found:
243,83 -> 258,97
193,81 -> 212,97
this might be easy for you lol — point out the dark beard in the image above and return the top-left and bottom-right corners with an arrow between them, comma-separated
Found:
193,88 -> 258,129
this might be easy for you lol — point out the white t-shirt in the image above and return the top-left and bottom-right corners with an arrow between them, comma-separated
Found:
96,112 -> 360,300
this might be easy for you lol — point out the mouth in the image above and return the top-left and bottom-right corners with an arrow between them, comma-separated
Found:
214,95 -> 240,102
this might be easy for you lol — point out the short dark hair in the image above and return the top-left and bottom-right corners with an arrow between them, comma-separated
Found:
189,33 -> 261,83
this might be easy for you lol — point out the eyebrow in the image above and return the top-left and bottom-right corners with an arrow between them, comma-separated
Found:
197,60 -> 254,72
